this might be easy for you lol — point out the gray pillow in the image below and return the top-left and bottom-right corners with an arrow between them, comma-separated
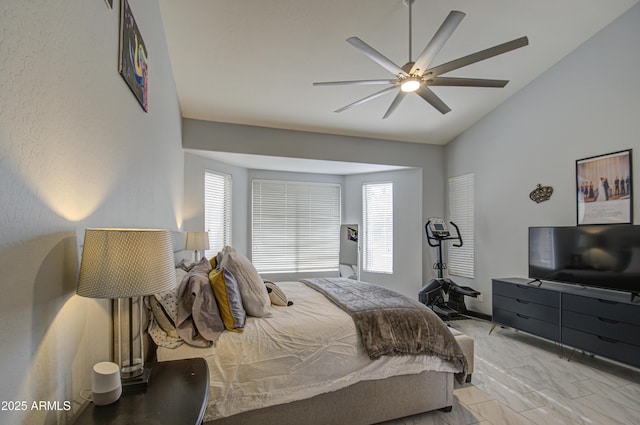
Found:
219,246 -> 272,317
209,267 -> 246,331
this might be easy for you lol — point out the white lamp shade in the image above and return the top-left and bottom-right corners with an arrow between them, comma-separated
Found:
184,231 -> 210,251
77,228 -> 176,298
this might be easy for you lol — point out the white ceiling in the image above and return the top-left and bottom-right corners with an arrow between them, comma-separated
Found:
186,149 -> 411,175
159,0 -> 637,147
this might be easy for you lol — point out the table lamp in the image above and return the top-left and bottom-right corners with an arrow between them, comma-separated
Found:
77,228 -> 175,388
184,231 -> 210,261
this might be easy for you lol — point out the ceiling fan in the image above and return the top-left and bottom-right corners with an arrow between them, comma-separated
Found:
313,0 -> 529,118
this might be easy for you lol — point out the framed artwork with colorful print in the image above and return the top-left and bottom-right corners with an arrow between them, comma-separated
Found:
119,0 -> 148,112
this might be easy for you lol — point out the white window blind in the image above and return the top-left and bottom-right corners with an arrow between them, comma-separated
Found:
204,170 -> 232,258
448,173 -> 474,278
362,182 -> 393,274
252,180 -> 341,273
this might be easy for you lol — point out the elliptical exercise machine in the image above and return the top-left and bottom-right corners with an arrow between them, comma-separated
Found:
419,218 -> 481,319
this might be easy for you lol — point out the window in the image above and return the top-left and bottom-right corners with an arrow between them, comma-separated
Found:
362,182 -> 393,274
251,180 -> 341,273
204,170 -> 232,258
448,173 -> 474,278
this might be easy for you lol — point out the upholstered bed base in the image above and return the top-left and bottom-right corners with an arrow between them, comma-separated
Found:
207,370 -> 454,425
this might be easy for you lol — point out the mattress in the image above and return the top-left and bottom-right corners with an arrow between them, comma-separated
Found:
157,281 -> 459,421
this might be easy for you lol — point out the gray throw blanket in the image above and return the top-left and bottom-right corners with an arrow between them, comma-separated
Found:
301,278 -> 468,383
176,260 -> 224,347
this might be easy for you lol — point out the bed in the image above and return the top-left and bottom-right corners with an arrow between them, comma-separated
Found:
147,248 -> 467,425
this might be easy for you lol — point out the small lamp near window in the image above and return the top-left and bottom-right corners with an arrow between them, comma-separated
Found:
77,228 -> 175,390
184,231 -> 210,261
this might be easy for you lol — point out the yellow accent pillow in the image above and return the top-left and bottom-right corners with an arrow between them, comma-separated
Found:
209,268 -> 246,332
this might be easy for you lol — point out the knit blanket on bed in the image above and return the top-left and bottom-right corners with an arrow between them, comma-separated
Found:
301,278 -> 468,383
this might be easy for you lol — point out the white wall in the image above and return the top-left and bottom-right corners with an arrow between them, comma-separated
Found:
183,152 -> 249,255
0,1 -> 183,424
182,151 -> 423,297
445,3 -> 640,315
345,168 -> 423,298
182,119 -> 446,283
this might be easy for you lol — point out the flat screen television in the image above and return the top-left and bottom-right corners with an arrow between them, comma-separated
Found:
529,225 -> 640,294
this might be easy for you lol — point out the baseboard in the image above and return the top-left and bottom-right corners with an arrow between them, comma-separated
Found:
462,310 -> 492,321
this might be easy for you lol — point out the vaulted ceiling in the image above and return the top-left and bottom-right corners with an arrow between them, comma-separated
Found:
159,0 -> 638,146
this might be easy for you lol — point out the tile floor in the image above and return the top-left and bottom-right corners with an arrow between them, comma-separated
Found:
382,319 -> 640,425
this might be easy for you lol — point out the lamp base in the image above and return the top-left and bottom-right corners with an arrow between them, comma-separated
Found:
120,356 -> 144,379
122,368 -> 151,393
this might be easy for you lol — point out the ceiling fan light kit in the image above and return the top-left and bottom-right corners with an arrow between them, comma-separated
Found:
314,0 -> 529,118
400,77 -> 421,92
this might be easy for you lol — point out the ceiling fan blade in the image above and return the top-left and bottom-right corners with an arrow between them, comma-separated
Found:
410,10 -> 465,76
313,79 -> 397,86
382,91 -> 408,119
416,86 -> 451,114
334,85 -> 399,113
346,37 -> 408,77
428,77 -> 509,88
428,36 -> 529,77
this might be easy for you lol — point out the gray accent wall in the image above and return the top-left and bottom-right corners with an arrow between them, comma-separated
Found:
445,3 -> 640,316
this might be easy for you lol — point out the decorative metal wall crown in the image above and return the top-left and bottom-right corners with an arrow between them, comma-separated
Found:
530,184 -> 553,203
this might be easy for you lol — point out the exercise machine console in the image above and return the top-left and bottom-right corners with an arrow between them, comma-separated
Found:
419,218 -> 481,319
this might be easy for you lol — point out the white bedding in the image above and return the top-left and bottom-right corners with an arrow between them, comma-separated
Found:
157,281 -> 459,421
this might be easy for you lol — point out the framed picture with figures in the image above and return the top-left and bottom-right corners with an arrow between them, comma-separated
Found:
576,149 -> 632,225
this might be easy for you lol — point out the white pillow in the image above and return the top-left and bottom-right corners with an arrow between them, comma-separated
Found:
264,280 -> 293,306
339,264 -> 357,279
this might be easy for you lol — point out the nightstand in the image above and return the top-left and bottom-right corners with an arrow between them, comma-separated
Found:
73,358 -> 209,425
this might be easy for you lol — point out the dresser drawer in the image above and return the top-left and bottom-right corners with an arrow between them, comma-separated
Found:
562,328 -> 640,369
563,294 -> 640,327
493,294 -> 559,324
563,310 -> 640,346
493,280 -> 559,307
494,308 -> 560,341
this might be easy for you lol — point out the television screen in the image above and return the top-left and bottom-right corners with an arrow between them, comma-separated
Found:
529,225 -> 640,293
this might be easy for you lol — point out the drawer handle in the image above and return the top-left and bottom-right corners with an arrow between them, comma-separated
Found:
597,299 -> 617,305
597,336 -> 618,344
598,317 -> 619,324
516,313 -> 530,319
516,299 -> 530,304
